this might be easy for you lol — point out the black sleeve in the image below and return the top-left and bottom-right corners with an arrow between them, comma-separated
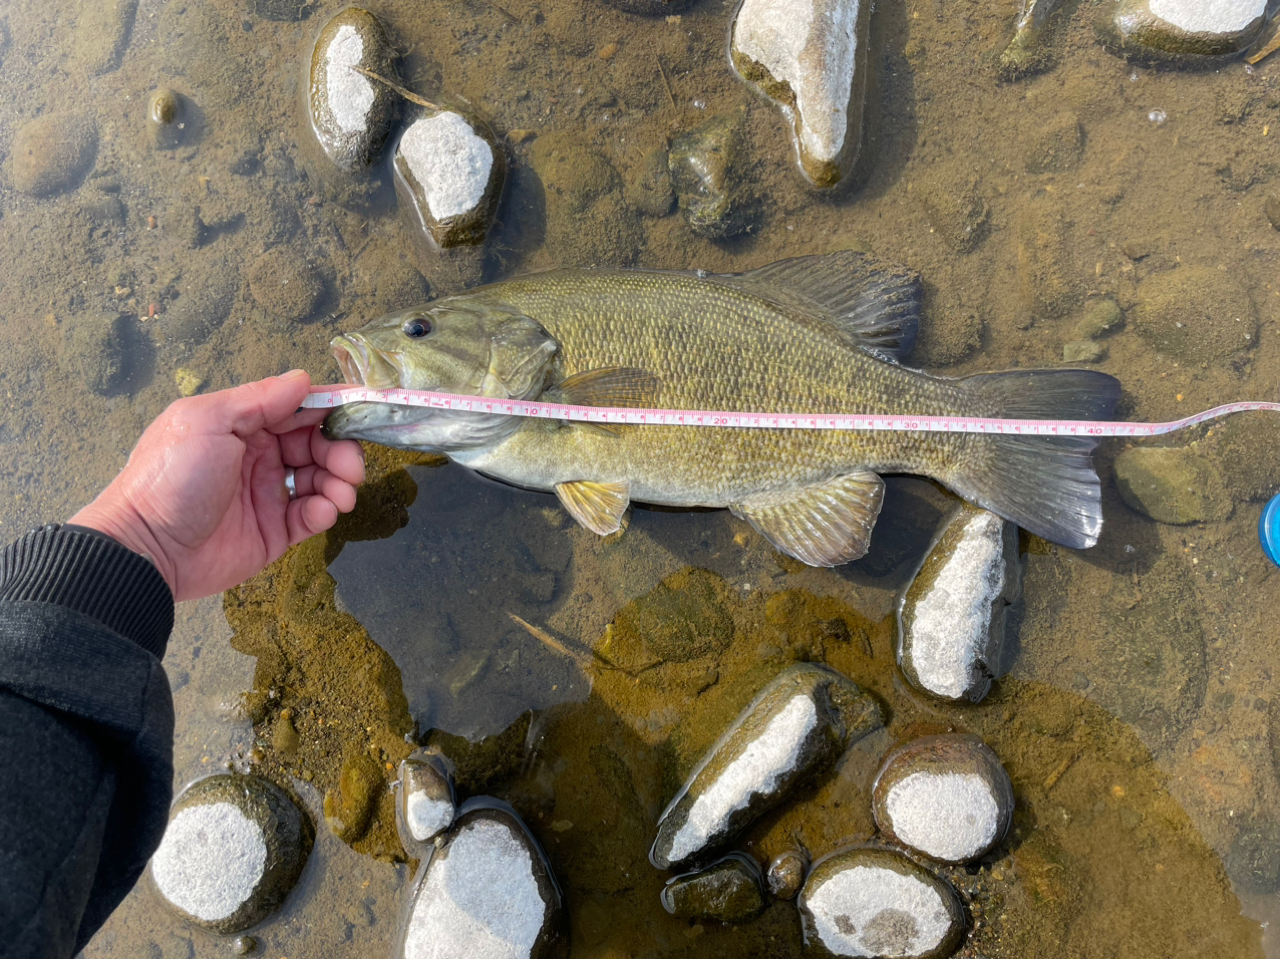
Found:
0,525 -> 176,958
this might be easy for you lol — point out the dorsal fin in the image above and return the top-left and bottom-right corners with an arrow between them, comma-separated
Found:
719,251 -> 923,361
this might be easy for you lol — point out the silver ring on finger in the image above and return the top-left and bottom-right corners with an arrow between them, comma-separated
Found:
284,467 -> 298,501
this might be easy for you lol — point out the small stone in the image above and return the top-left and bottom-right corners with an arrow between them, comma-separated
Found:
1265,196 -> 1280,231
392,108 -> 506,249
396,750 -> 457,857
798,846 -> 964,959
1227,820 -> 1280,894
896,503 -> 1022,705
148,88 -> 187,150
1113,445 -> 1233,525
9,113 -> 98,197
59,312 -> 132,395
1075,298 -> 1122,340
999,0 -> 1064,77
73,0 -> 137,75
920,178 -> 988,253
1062,340 -> 1106,363
1016,195 -> 1081,320
231,936 -> 257,956
650,662 -> 882,871
324,751 -> 383,842
1129,265 -> 1257,361
174,368 -> 204,397
661,853 -> 767,923
626,144 -> 675,218
150,774 -> 314,934
731,0 -> 871,188
1023,112 -> 1084,174
871,734 -> 1015,864
397,799 -> 567,959
163,272 -> 236,347
247,247 -> 325,324
271,713 -> 300,757
307,7 -> 400,172
1097,0 -> 1268,61
668,110 -> 755,239
766,849 -> 808,900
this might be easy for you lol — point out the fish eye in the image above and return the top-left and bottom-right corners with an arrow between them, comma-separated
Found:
402,316 -> 433,338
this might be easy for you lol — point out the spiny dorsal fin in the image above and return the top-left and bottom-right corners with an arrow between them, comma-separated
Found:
724,251 -> 923,361
555,480 -> 631,536
731,471 -> 886,567
545,367 -> 660,408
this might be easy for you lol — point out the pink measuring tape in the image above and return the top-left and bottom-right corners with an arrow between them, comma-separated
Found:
303,385 -> 1280,438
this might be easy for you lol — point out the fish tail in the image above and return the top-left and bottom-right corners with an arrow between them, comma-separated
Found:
949,369 -> 1121,548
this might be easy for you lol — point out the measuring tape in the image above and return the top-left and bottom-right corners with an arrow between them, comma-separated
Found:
304,385 -> 1280,438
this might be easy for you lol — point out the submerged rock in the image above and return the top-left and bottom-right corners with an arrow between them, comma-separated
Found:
247,247 -> 325,325
871,734 -> 1014,864
147,88 -> 187,150
626,144 -> 675,218
896,502 -> 1022,704
1128,265 -> 1257,362
798,847 -> 964,959
766,848 -> 809,900
668,110 -> 755,239
393,108 -> 506,249
397,799 -> 567,959
1000,0 -> 1065,76
9,113 -> 98,197
59,311 -> 131,395
731,0 -> 871,188
73,0 -> 137,75
396,751 -> 457,857
150,774 -> 314,934
661,853 -> 768,923
307,7 -> 399,172
650,662 -> 882,871
1097,0 -> 1268,61
1113,445 -> 1233,525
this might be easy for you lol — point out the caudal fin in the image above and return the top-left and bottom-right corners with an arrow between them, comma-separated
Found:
949,369 -> 1121,549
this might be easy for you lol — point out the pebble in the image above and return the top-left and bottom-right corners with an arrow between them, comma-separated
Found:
871,734 -> 1014,864
392,108 -> 506,249
650,662 -> 882,871
1097,0 -> 1268,60
766,848 -> 809,900
1075,298 -> 1123,341
668,110 -> 755,238
1062,340 -> 1106,363
231,936 -> 257,956
1113,445 -> 1233,525
731,0 -> 871,188
397,799 -> 566,959
1128,265 -> 1257,362
148,88 -> 186,150
246,247 -> 325,325
396,750 -> 457,857
798,847 -> 964,959
625,144 -> 675,218
896,503 -> 1022,705
150,774 -> 314,934
661,853 -> 768,923
174,368 -> 205,397
324,751 -> 382,842
9,113 -> 98,197
59,312 -> 131,395
307,7 -> 400,172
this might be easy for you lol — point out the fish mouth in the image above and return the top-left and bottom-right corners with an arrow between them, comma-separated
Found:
330,334 -> 404,390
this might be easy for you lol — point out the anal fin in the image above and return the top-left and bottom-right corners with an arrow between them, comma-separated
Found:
731,472 -> 886,567
555,480 -> 631,536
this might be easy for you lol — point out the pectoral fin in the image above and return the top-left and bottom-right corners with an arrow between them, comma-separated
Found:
545,367 -> 660,408
731,471 -> 886,567
555,480 -> 631,536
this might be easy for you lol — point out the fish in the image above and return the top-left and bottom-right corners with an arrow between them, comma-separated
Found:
323,251 -> 1121,566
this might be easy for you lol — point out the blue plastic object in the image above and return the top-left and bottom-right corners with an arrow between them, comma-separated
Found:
1261,495 -> 1280,568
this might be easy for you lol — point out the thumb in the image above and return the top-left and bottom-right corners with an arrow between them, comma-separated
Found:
186,370 -> 313,437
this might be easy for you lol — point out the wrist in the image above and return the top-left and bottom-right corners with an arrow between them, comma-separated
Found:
69,501 -> 177,595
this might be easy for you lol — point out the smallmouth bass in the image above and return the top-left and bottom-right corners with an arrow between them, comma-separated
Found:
323,251 -> 1120,566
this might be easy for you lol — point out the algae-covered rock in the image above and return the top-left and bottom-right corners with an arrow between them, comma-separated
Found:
626,144 -> 675,218
766,848 -> 808,900
668,110 -> 755,239
651,662 -> 882,870
1128,265 -> 1257,362
151,774 -> 314,934
1023,112 -> 1084,174
324,750 -> 383,841
661,853 -> 768,923
1114,445 -> 1233,525
59,311 -> 132,395
610,566 -> 734,663
1096,0 -> 1267,62
529,133 -> 642,265
9,113 -> 98,197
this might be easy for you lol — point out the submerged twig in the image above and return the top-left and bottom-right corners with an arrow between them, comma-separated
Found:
352,66 -> 441,110
655,56 -> 677,110
507,613 -> 658,678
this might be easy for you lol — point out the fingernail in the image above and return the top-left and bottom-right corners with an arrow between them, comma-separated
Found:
281,368 -> 308,380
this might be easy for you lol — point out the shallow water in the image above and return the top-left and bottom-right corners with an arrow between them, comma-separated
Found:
2,0 -> 1280,955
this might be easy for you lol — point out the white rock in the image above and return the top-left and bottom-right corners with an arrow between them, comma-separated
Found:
1100,0 -> 1267,60
799,848 -> 964,959
406,791 -> 454,844
151,803 -> 267,923
883,772 -> 1001,863
1147,0 -> 1263,33
731,0 -> 871,187
307,8 -> 399,171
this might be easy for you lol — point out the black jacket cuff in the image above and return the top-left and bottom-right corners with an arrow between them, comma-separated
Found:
0,525 -> 174,659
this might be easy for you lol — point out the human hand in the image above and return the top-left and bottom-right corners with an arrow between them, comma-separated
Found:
70,369 -> 365,601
